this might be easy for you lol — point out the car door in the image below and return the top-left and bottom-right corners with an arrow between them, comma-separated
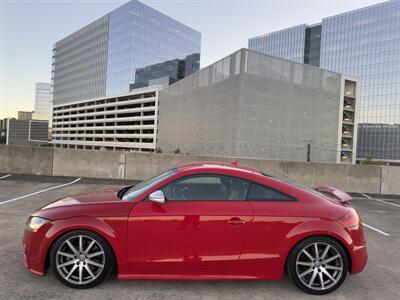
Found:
239,181 -> 300,278
126,174 -> 254,273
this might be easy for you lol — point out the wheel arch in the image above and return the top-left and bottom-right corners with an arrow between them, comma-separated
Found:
283,234 -> 352,274
43,217 -> 122,275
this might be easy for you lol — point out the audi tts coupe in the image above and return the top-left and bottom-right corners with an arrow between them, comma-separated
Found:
23,162 -> 367,294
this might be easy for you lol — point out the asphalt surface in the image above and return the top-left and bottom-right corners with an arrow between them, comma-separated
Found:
0,173 -> 399,300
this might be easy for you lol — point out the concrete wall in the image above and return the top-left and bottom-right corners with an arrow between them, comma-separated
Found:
227,158 -> 381,194
124,152 -> 228,181
0,144 -> 398,194
0,145 -> 53,175
381,166 -> 400,195
52,148 -> 125,179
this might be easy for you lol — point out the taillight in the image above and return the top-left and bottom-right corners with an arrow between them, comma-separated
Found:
338,208 -> 360,230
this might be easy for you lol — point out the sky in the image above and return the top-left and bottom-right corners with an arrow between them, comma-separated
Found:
0,0 -> 384,119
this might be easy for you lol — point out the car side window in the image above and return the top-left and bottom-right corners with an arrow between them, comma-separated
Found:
247,183 -> 295,202
162,175 -> 250,201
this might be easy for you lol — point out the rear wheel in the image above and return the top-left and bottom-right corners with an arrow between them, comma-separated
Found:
287,236 -> 349,295
50,230 -> 114,289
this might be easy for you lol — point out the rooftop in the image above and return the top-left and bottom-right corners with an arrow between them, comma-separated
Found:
177,161 -> 261,174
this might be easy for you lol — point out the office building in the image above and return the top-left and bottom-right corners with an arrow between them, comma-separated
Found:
32,83 -> 52,121
51,86 -> 161,152
157,49 -> 358,164
51,0 -> 201,106
0,118 -> 49,146
18,111 -> 33,121
248,0 -> 400,163
0,119 -> 7,144
249,25 -> 308,64
357,124 -> 400,161
130,53 -> 200,90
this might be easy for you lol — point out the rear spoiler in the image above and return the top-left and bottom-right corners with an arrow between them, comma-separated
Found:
314,186 -> 352,203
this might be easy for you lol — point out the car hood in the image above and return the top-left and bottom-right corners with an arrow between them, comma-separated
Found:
40,187 -> 122,210
33,187 -> 132,220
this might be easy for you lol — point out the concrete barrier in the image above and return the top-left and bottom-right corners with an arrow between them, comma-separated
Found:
124,153 -> 382,193
52,148 -> 125,179
232,159 -> 382,194
381,166 -> 400,195
124,152 -> 225,180
0,144 -> 53,175
283,161 -> 381,194
0,145 -> 398,194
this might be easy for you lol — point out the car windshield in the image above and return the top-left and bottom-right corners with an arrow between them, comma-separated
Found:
121,168 -> 177,201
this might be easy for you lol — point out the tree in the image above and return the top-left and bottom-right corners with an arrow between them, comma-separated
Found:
361,156 -> 386,165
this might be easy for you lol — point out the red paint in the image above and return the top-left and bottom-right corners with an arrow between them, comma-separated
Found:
23,162 -> 367,280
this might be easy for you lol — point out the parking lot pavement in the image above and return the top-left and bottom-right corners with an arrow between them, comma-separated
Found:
0,175 -> 399,300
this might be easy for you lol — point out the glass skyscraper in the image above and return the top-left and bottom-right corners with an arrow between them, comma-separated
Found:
32,82 -> 52,122
248,24 -> 307,64
52,0 -> 201,106
248,0 -> 400,163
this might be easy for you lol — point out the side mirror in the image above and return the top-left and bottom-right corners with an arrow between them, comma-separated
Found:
148,190 -> 165,204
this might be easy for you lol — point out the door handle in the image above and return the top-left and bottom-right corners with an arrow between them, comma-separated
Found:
229,217 -> 247,225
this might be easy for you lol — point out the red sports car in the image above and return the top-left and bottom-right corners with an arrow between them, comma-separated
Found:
23,162 -> 367,294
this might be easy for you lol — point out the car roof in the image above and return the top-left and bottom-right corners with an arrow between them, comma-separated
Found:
177,161 -> 262,175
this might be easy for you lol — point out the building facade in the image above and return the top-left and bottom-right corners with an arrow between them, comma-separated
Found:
0,118 -> 49,146
18,111 -> 33,121
158,49 -> 358,164
0,119 -> 7,144
32,82 -> 52,121
129,53 -> 200,90
248,24 -> 307,64
51,0 -> 201,106
357,123 -> 400,161
51,86 -> 161,152
248,0 -> 400,163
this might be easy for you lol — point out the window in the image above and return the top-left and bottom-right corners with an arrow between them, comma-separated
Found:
122,168 -> 177,201
262,172 -> 316,197
247,183 -> 295,201
163,175 -> 249,201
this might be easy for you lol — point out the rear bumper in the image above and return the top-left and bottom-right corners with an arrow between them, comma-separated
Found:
342,208 -> 368,274
350,244 -> 368,274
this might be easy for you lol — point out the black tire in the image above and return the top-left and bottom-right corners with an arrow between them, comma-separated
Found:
287,236 -> 349,295
50,230 -> 115,289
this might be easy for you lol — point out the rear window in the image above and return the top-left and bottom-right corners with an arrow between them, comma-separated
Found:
262,172 -> 337,201
247,183 -> 296,202
262,172 -> 312,190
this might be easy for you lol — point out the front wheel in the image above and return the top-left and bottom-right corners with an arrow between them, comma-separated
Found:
287,236 -> 349,295
50,230 -> 114,289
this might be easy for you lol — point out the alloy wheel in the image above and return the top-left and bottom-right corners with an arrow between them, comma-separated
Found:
55,234 -> 105,285
295,242 -> 344,291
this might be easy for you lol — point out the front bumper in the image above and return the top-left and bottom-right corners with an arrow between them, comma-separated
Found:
22,224 -> 52,276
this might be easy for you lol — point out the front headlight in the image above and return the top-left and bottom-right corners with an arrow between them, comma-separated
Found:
26,217 -> 49,232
